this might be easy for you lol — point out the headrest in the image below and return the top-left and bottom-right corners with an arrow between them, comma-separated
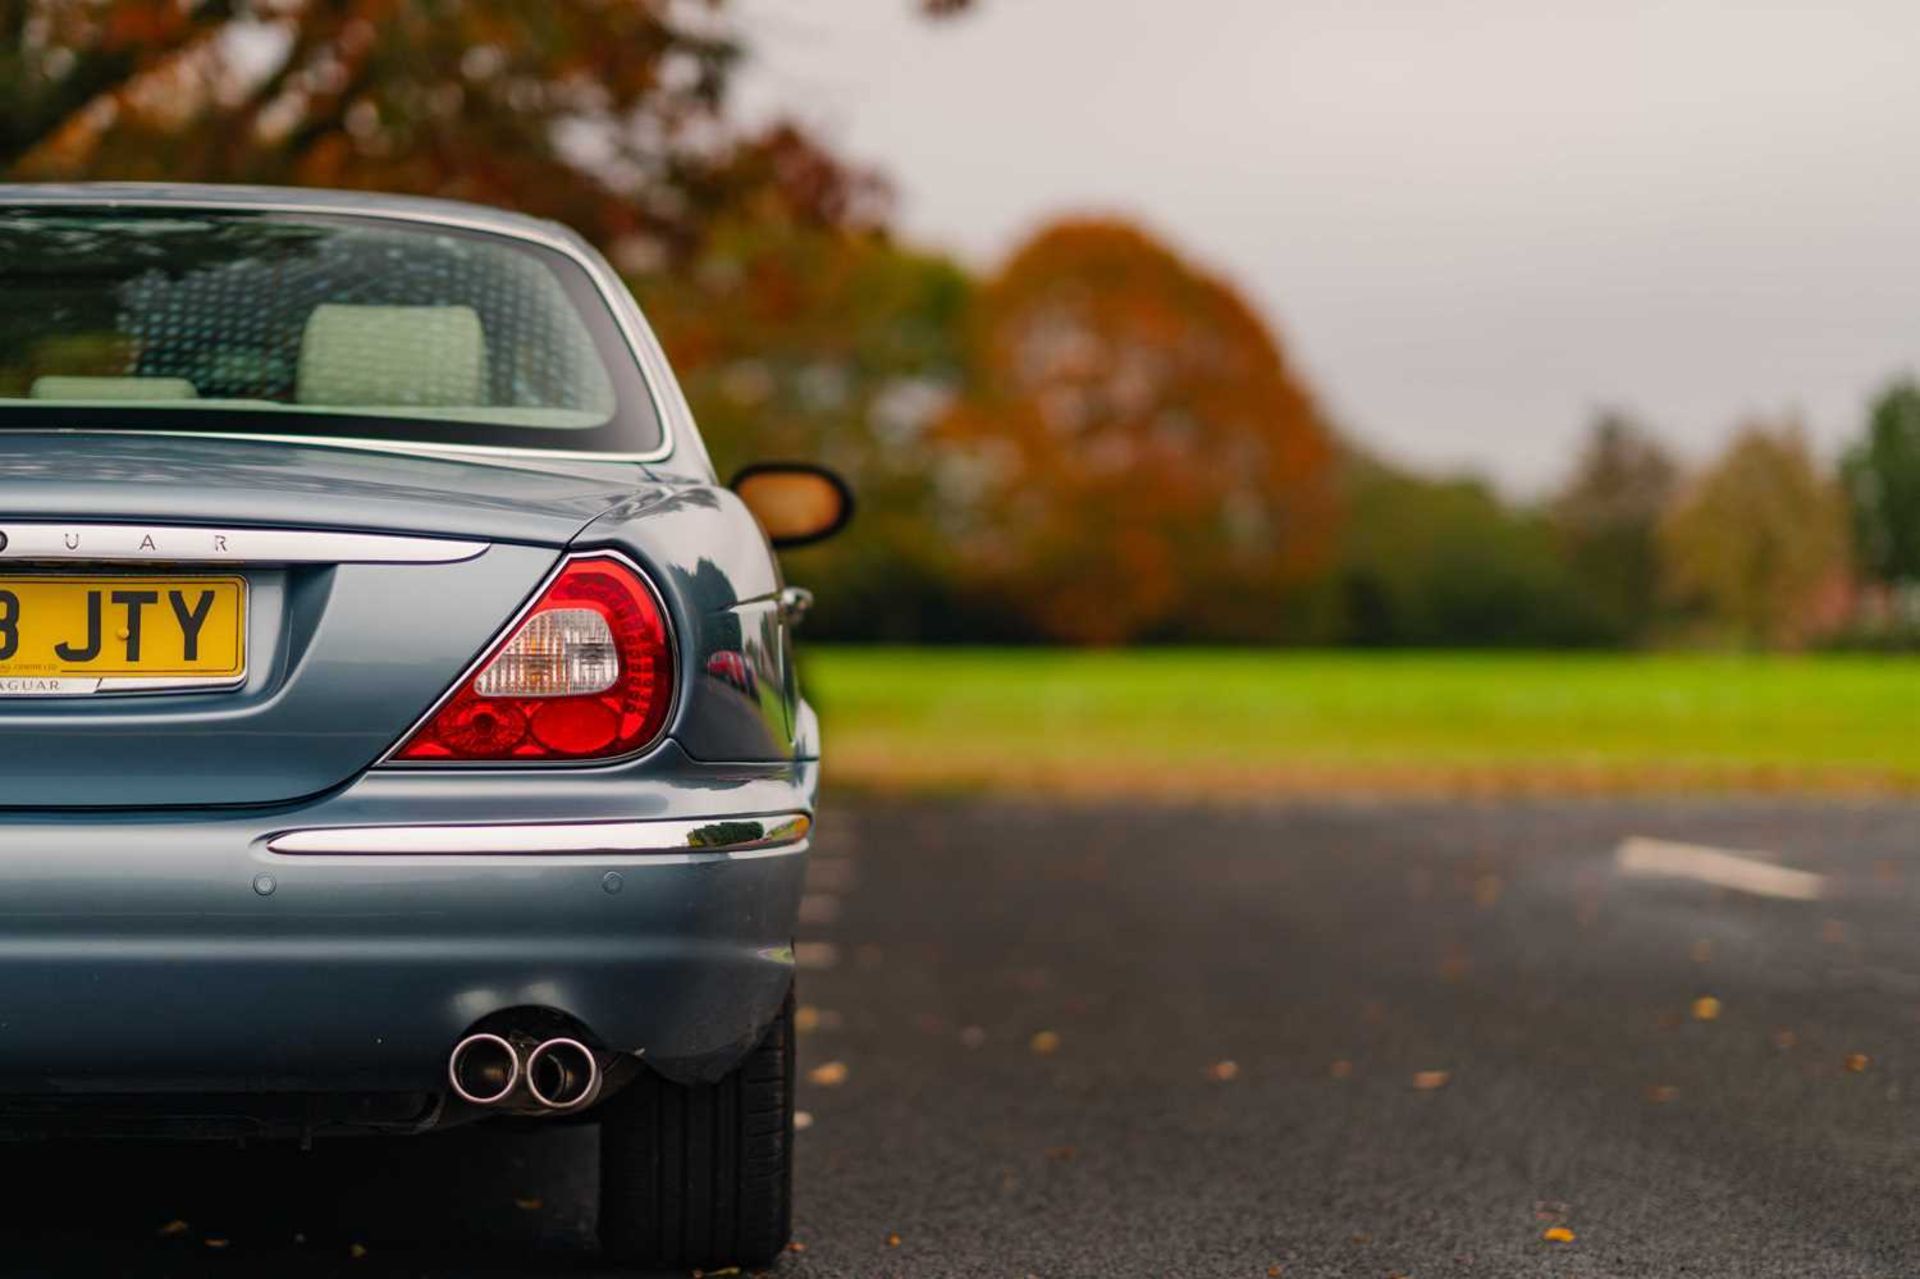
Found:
296,304 -> 487,408
29,376 -> 198,401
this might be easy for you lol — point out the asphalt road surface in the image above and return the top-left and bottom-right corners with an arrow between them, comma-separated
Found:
4,798 -> 1919,1277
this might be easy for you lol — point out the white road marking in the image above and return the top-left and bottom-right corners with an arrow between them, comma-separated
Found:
1615,837 -> 1828,901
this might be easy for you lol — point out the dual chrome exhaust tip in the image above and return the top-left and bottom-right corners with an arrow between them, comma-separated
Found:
449,1032 -> 601,1111
525,1037 -> 599,1110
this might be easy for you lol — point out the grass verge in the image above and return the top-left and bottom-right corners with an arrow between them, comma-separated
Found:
803,647 -> 1920,799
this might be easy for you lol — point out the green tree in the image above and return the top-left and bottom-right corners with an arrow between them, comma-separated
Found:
1549,412 -> 1678,643
1842,378 -> 1920,585
1661,422 -> 1850,648
1337,453 -> 1612,647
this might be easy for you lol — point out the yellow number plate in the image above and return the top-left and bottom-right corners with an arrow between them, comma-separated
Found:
0,576 -> 246,685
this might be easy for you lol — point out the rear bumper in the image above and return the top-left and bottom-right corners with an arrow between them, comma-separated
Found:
0,745 -> 813,1096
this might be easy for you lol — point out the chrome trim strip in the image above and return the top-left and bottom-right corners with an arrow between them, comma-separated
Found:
0,674 -> 246,696
265,812 -> 812,858
0,523 -> 486,565
373,547 -> 679,769
0,194 -> 676,465
96,675 -> 243,691
49,430 -> 658,467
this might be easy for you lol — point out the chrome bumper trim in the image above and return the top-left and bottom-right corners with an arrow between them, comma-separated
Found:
265,812 -> 811,858
0,524 -> 486,565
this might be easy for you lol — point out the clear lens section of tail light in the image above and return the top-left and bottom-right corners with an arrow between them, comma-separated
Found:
473,608 -> 619,697
391,554 -> 673,762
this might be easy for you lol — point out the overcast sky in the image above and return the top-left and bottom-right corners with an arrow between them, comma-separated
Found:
735,0 -> 1920,495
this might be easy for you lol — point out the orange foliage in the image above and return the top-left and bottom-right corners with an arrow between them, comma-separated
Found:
939,219 -> 1338,643
3,2 -> 892,265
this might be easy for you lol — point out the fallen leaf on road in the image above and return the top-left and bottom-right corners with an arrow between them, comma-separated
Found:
1474,874 -> 1503,908
793,942 -> 840,970
1412,1070 -> 1451,1091
156,1220 -> 190,1238
795,1110 -> 814,1131
886,1231 -> 903,1247
1044,1145 -> 1076,1162
1030,1030 -> 1061,1056
203,1239 -> 230,1250
794,1005 -> 821,1034
1206,1060 -> 1240,1081
1691,996 -> 1722,1022
1542,1226 -> 1576,1243
1846,1053 -> 1871,1073
514,1196 -> 541,1211
1268,1267 -> 1284,1277
807,1061 -> 849,1087
1772,1028 -> 1798,1050
1329,1059 -> 1354,1079
786,1241 -> 809,1253
349,1243 -> 368,1260
1644,1084 -> 1680,1104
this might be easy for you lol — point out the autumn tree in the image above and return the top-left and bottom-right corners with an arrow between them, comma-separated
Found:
0,1 -> 943,261
938,218 -> 1339,644
1660,422 -> 1850,648
1842,378 -> 1920,586
637,128 -> 977,640
1549,411 -> 1678,643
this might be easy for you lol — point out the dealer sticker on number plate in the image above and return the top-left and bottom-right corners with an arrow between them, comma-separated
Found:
0,575 -> 246,692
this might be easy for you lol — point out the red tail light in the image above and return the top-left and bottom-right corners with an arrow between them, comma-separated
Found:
393,554 -> 673,762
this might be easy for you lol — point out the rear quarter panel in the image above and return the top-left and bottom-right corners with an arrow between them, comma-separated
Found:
579,483 -> 799,765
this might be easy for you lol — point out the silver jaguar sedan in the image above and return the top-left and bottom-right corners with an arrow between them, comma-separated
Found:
0,183 -> 847,1271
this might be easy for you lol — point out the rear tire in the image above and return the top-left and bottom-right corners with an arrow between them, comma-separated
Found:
596,989 -> 795,1270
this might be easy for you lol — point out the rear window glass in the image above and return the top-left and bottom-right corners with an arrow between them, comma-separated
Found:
0,209 -> 663,454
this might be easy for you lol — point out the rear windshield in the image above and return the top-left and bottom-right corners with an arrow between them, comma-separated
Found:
0,208 -> 663,454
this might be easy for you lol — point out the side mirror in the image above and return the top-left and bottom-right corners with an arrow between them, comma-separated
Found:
730,463 -> 854,549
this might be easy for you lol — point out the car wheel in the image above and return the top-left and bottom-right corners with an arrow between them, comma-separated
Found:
597,987 -> 795,1270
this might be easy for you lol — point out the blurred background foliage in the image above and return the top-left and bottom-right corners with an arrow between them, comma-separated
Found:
0,0 -> 1914,652
935,219 -> 1337,645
